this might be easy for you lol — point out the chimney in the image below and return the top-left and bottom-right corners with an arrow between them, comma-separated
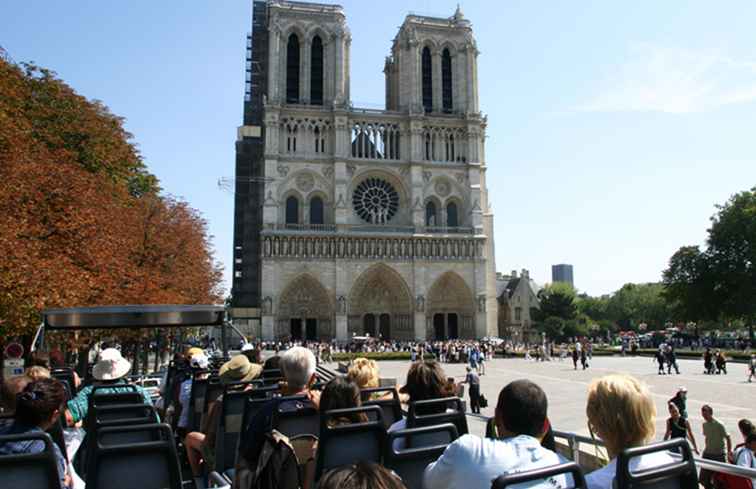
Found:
522,269 -> 529,279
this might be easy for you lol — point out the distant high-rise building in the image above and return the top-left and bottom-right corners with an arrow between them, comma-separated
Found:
552,264 -> 574,287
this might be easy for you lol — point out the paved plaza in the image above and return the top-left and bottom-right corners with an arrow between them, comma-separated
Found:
329,356 -> 756,443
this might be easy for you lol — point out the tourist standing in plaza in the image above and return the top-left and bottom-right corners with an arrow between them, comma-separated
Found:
663,403 -> 699,454
665,345 -> 680,375
655,348 -> 666,375
699,405 -> 733,489
749,355 -> 756,383
716,350 -> 728,375
461,366 -> 481,414
668,387 -> 688,419
572,341 -> 580,370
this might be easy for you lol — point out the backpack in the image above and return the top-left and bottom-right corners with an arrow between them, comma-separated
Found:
234,430 -> 312,489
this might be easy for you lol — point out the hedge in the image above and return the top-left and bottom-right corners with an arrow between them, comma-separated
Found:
331,352 -> 435,362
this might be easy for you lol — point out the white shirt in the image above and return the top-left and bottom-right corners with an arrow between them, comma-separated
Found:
585,451 -> 675,489
177,378 -> 192,429
735,447 -> 756,488
424,434 -> 570,489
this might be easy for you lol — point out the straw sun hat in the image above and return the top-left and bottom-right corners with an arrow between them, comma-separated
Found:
92,348 -> 132,381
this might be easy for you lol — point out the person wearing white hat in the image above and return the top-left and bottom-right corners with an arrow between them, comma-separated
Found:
177,352 -> 209,434
64,348 -> 154,426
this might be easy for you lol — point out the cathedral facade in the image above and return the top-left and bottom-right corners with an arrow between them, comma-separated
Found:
231,0 -> 498,342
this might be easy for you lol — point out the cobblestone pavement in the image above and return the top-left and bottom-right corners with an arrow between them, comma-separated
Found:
327,355 -> 756,442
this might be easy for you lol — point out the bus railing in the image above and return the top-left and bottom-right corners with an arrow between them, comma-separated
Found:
552,429 -> 756,480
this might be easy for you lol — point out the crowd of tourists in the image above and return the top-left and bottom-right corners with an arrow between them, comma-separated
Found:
1,343 -> 755,489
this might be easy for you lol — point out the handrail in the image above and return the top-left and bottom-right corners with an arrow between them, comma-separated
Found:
551,429 -> 756,480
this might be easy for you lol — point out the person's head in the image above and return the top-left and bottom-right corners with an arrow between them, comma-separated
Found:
15,378 -> 67,430
677,387 -> 687,400
0,375 -> 32,413
318,462 -> 408,489
399,360 -> 451,404
29,352 -> 51,369
347,358 -> 380,390
746,433 -> 756,453
702,405 -> 714,422
219,355 -> 262,385
241,346 -> 263,365
263,355 -> 281,371
738,419 -> 754,438
466,366 -> 472,373
320,377 -> 365,425
495,380 -> 548,439
92,348 -> 132,381
25,366 -> 51,381
668,402 -> 680,419
280,347 -> 317,392
586,374 -> 656,458
189,352 -> 209,370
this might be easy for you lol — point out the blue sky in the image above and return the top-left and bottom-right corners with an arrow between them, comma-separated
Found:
3,1 -> 756,296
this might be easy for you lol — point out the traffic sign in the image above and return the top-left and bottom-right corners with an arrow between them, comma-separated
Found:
4,342 -> 24,359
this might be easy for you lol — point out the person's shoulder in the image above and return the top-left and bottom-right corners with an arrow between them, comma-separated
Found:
585,462 -> 615,489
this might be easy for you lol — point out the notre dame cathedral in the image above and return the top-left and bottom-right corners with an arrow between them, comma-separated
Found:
231,0 -> 498,342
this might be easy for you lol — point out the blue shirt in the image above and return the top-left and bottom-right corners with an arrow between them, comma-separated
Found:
0,422 -> 70,489
177,378 -> 193,429
424,434 -> 570,489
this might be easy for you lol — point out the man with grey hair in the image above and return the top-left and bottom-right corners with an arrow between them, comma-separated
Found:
239,347 -> 320,455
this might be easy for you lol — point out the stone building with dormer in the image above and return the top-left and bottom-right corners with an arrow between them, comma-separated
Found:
231,0 -> 498,342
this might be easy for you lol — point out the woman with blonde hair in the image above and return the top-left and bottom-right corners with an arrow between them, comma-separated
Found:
347,357 -> 380,390
585,374 -> 674,489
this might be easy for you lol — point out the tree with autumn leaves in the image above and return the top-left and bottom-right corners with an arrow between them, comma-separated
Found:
0,52 -> 224,339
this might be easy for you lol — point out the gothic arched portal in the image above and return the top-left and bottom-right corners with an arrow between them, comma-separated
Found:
426,271 -> 475,339
348,263 -> 413,340
276,274 -> 334,340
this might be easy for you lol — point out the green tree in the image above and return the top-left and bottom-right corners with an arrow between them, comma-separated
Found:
662,246 -> 717,325
535,283 -> 577,321
605,283 -> 669,330
706,188 -> 756,343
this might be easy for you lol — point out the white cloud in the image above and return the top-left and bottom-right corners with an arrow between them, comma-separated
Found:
578,43 -> 756,113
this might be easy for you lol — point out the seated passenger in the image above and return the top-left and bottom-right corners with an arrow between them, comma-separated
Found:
25,365 -> 51,381
320,377 -> 367,426
585,374 -> 672,489
239,347 -> 319,459
177,352 -> 209,436
347,357 -> 380,391
424,379 -> 569,489
319,462 -> 408,489
390,360 -> 453,434
0,375 -> 31,418
734,433 -> 756,488
184,354 -> 260,478
0,378 -> 72,489
64,348 -> 153,426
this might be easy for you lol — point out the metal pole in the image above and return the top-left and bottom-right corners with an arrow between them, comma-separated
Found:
221,321 -> 229,359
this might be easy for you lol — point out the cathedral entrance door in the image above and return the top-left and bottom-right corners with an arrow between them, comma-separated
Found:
305,318 -> 318,341
433,314 -> 446,340
379,314 -> 391,340
447,313 -> 459,339
364,314 -> 376,337
290,318 -> 303,340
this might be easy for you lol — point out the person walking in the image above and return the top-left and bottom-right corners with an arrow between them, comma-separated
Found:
655,348 -> 666,375
666,345 -> 680,375
669,387 -> 688,419
748,355 -> 755,383
461,366 -> 481,414
580,344 -> 588,370
571,345 -> 579,370
716,351 -> 727,375
699,405 -> 733,489
704,348 -> 714,374
663,403 -> 699,454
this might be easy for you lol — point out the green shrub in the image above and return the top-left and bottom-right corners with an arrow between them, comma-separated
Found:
331,352 -> 435,362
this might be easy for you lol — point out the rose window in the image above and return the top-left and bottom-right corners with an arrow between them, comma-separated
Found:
352,177 -> 399,224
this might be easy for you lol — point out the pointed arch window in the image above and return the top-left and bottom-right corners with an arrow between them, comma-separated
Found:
447,201 -> 458,227
425,201 -> 437,227
442,48 -> 453,112
310,35 -> 324,105
286,34 -> 300,104
310,196 -> 324,225
285,196 -> 299,225
421,46 -> 433,112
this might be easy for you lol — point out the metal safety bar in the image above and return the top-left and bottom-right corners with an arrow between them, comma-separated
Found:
552,429 -> 756,480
